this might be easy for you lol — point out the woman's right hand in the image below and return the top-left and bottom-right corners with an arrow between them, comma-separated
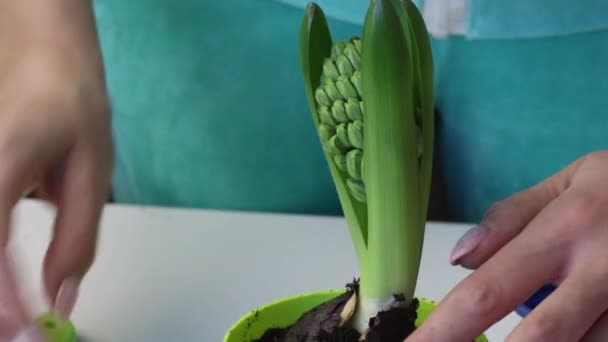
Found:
0,1 -> 113,339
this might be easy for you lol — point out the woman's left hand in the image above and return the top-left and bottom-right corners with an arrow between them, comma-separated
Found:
407,151 -> 608,342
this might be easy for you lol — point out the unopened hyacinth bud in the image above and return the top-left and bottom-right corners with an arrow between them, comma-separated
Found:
347,179 -> 366,203
331,41 -> 348,59
337,75 -> 359,99
314,38 -> 366,202
318,124 -> 335,142
323,59 -> 340,81
351,71 -> 363,97
324,81 -> 342,102
332,100 -> 349,123
343,44 -> 361,70
315,88 -> 331,106
319,106 -> 337,126
348,120 -> 364,149
346,149 -> 363,180
345,99 -> 362,121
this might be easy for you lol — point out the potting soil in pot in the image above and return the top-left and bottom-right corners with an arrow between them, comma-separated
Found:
254,282 -> 418,342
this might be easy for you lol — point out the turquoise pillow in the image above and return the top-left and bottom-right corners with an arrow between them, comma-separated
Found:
275,0 -> 367,26
95,0 -> 608,222
431,30 -> 608,221
277,0 -> 608,39
94,0 -> 361,215
466,0 -> 608,39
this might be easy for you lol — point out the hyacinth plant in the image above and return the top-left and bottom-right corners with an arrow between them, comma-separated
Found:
299,0 -> 434,333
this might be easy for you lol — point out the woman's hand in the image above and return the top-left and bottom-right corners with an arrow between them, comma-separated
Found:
0,0 -> 112,339
407,151 -> 608,342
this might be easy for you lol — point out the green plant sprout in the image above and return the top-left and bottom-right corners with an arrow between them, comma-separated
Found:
299,0 -> 434,333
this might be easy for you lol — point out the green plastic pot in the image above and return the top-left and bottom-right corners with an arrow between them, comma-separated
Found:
36,313 -> 77,342
224,289 -> 488,342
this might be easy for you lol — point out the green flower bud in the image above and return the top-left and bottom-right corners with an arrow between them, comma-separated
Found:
348,120 -> 364,149
345,99 -> 363,121
347,179 -> 366,202
323,58 -> 340,82
327,135 -> 350,154
337,76 -> 358,99
319,124 -> 335,142
331,41 -> 348,59
344,44 -> 361,70
315,88 -> 331,106
353,38 -> 362,54
312,37 -> 366,202
334,154 -> 347,171
331,100 -> 349,123
337,55 -> 355,77
319,106 -> 337,126
351,71 -> 363,98
324,81 -> 343,102
346,149 -> 363,180
336,124 -> 351,147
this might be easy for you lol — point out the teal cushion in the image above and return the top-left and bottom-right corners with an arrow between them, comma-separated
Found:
466,0 -> 608,39
275,0 -> 608,39
95,0 -> 608,222
275,0 -> 367,26
94,0 -> 361,214
431,29 -> 608,221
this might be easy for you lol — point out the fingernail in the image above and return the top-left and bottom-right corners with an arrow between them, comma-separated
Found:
11,325 -> 44,342
54,277 -> 81,321
450,225 -> 488,265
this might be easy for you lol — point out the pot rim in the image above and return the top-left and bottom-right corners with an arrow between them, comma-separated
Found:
224,288 -> 489,342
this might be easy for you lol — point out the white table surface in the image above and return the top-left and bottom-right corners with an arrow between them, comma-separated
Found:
9,199 -> 519,341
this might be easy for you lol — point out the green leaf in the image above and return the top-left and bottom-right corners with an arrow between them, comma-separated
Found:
360,0 -> 422,301
299,3 -> 368,257
402,0 -> 435,218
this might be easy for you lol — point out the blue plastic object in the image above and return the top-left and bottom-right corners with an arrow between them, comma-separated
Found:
515,283 -> 557,317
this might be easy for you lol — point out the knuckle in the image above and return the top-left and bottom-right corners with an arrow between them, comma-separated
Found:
523,314 -> 563,341
458,278 -> 501,318
482,199 -> 514,224
483,200 -> 506,220
559,193 -> 604,233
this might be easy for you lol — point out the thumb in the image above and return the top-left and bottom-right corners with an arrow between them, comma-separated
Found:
43,141 -> 111,320
450,156 -> 584,269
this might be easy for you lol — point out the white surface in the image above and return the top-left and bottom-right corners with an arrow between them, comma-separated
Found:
10,199 -> 519,341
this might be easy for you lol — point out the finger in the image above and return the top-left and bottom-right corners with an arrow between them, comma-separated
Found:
0,131 -> 69,336
506,265 -> 608,342
0,252 -> 30,339
452,156 -> 584,269
43,141 -> 111,319
0,153 -> 47,321
582,311 -> 608,342
408,201 -> 571,342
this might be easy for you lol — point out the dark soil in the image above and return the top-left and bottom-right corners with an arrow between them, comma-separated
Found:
254,281 -> 419,342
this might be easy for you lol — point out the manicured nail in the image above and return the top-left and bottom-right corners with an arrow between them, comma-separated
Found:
54,277 -> 81,321
11,325 -> 44,342
450,225 -> 488,265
